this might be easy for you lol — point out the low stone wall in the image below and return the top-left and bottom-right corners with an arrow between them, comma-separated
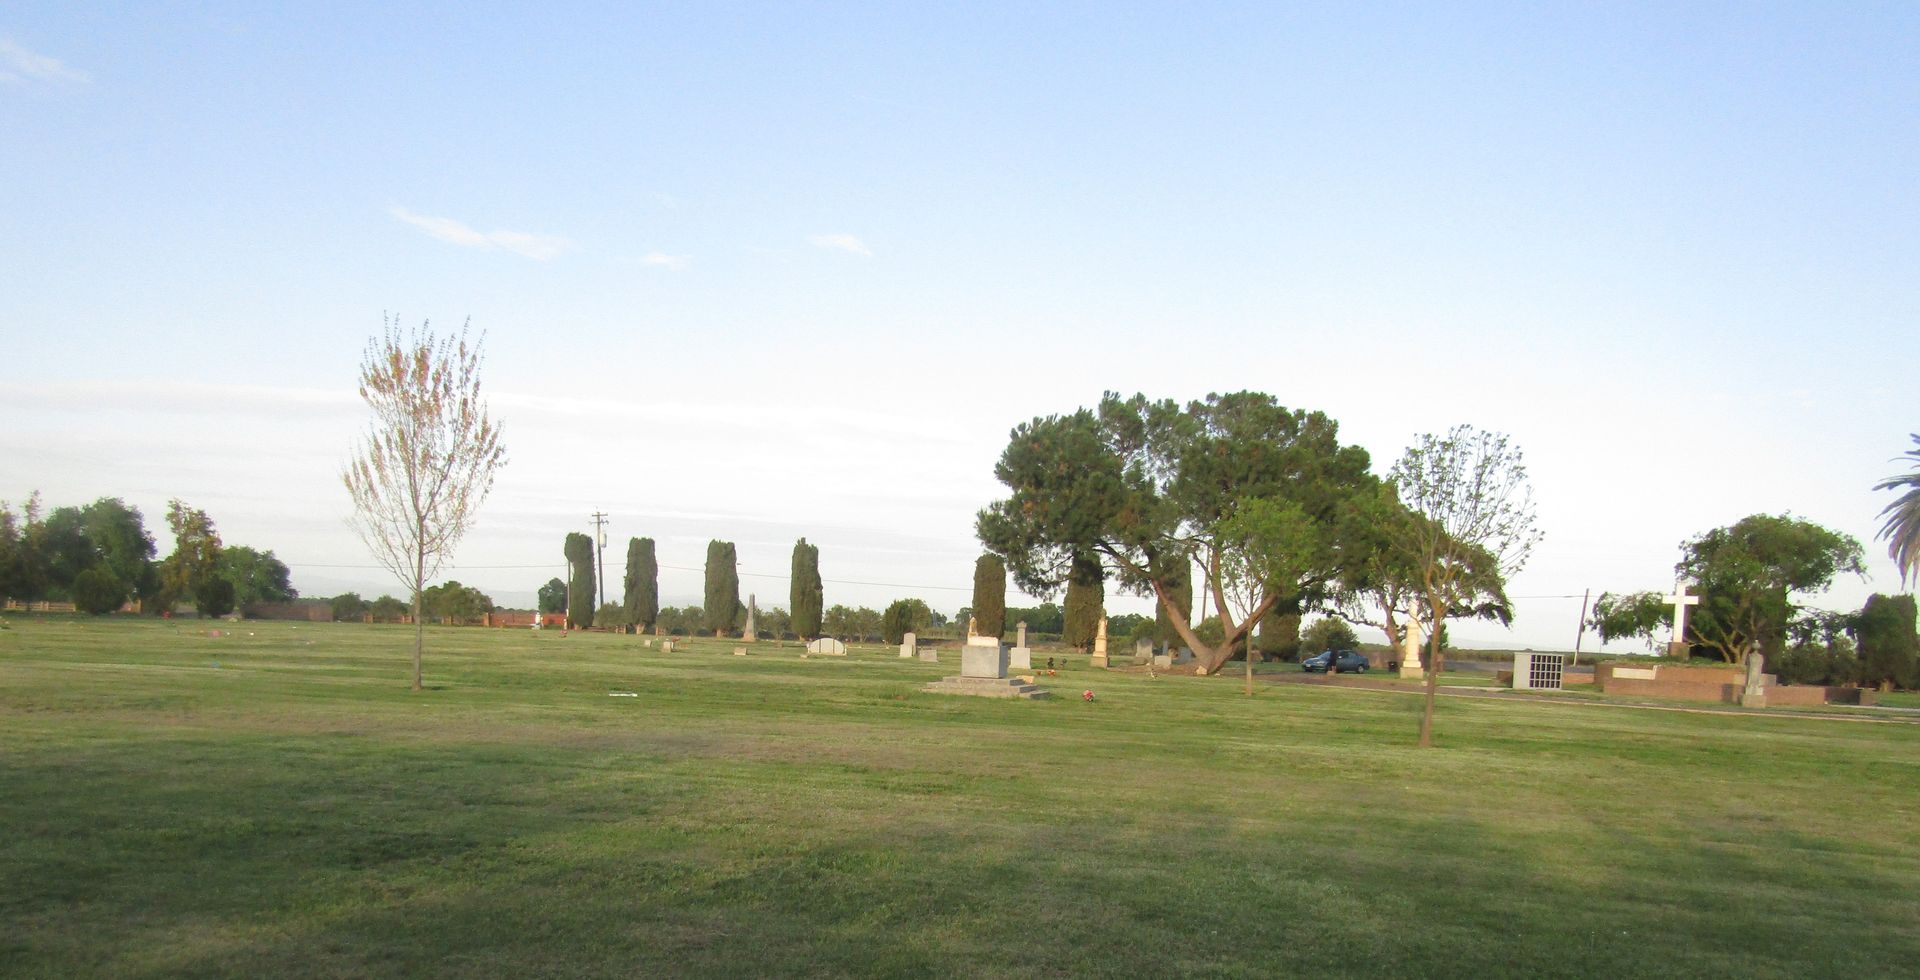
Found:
1603,677 -> 1740,703
243,602 -> 333,622
483,611 -> 564,628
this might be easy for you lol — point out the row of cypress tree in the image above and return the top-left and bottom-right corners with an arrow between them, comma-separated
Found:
561,533 -> 836,640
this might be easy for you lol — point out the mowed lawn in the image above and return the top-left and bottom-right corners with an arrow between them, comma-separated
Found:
2,619 -> 1917,978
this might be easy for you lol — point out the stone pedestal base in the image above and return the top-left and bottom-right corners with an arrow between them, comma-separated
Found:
1090,653 -> 1108,668
961,639 -> 1009,679
1667,641 -> 1691,659
1740,689 -> 1767,708
1009,646 -> 1032,670
1398,664 -> 1424,680
918,648 -> 939,663
923,676 -> 1051,699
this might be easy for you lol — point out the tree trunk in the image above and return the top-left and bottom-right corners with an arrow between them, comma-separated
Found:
411,548 -> 425,692
1417,613 -> 1444,748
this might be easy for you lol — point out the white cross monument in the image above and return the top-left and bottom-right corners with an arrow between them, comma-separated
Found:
1662,583 -> 1699,659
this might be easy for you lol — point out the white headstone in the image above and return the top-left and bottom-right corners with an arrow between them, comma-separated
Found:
1009,645 -> 1031,670
1134,637 -> 1154,665
806,637 -> 848,656
900,631 -> 917,658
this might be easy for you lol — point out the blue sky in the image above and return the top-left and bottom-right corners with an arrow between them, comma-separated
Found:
3,3 -> 1915,649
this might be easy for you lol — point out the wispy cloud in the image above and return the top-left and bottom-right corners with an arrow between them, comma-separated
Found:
639,251 -> 690,271
809,233 -> 873,257
388,206 -> 573,260
0,38 -> 90,84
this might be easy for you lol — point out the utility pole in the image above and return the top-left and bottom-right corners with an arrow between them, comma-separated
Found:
1572,588 -> 1591,666
589,511 -> 609,612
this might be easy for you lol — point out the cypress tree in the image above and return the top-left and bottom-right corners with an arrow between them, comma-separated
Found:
790,538 -> 823,640
563,532 -> 595,629
1153,554 -> 1192,648
1062,552 -> 1105,651
972,554 -> 1007,639
623,537 -> 658,634
704,540 -> 740,636
1857,593 -> 1919,691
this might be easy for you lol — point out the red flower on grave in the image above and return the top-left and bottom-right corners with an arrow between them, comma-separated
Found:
1082,690 -> 1095,701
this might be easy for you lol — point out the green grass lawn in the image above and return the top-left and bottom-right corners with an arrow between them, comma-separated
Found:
3,617 -> 1917,977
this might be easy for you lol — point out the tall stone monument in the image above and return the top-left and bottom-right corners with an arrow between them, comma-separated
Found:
1662,583 -> 1699,659
1399,609 -> 1425,680
743,593 -> 758,641
1090,616 -> 1109,667
1740,649 -> 1768,708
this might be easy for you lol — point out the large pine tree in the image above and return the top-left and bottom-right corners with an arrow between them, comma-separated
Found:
563,532 -> 595,629
790,538 -> 823,640
704,540 -> 740,636
972,554 -> 1007,640
1062,552 -> 1104,651
623,537 -> 658,634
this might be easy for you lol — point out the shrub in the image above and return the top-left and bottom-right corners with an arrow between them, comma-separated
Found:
72,567 -> 127,615
595,602 -> 632,631
1301,617 -> 1359,653
195,576 -> 236,618
330,592 -> 369,621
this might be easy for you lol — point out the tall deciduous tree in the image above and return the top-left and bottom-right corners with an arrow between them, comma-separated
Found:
219,546 -> 296,608
564,533 -> 595,629
343,316 -> 506,690
790,538 -> 823,640
624,537 -> 658,634
159,500 -> 221,614
537,577 -> 567,614
1391,425 -> 1540,748
704,540 -> 740,636
1685,515 -> 1864,663
979,392 -> 1376,675
78,498 -> 157,604
1874,434 -> 1920,587
972,554 -> 1006,639
1062,552 -> 1104,652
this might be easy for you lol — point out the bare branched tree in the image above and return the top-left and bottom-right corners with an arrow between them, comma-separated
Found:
1391,425 -> 1540,748
343,316 -> 506,690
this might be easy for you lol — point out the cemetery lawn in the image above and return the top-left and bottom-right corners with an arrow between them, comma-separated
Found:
3,619 -> 1918,978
